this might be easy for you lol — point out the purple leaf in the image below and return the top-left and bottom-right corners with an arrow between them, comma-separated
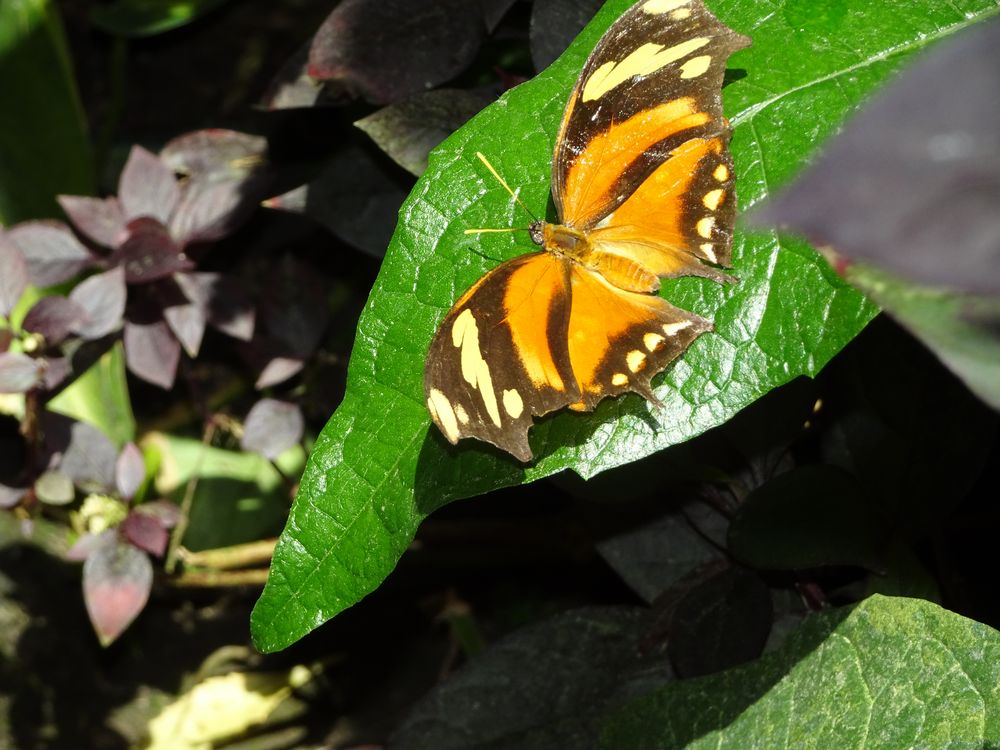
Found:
162,299 -> 206,358
115,442 -> 145,500
43,413 -> 118,491
0,233 -> 29,316
260,43 -> 322,109
69,266 -> 128,339
261,258 -> 329,355
308,0 -> 485,104
34,470 -> 75,505
83,532 -> 153,646
22,296 -> 88,345
174,272 -> 255,341
255,354 -> 305,389
241,398 -> 304,459
57,195 -> 127,248
5,221 -> 95,286
118,145 -> 180,224
161,130 -> 270,244
749,20 -> 1000,295
530,0 -> 602,70
66,531 -> 106,562
132,499 -> 181,529
0,484 -> 27,509
0,352 -> 42,393
113,217 -> 193,283
355,87 -> 496,176
124,318 -> 181,389
121,511 -> 168,557
0,329 -> 11,352
41,356 -> 71,391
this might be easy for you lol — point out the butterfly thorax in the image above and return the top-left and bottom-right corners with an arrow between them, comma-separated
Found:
530,220 -> 593,263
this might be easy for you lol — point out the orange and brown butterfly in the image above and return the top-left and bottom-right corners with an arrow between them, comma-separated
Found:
424,0 -> 750,462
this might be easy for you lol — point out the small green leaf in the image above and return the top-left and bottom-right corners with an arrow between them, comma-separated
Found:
599,595 -> 1000,749
252,0 -> 1000,651
0,0 -> 94,223
89,0 -> 230,37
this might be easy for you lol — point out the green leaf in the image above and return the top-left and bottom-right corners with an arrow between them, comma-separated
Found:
47,342 -> 135,447
252,0 -> 1000,651
0,0 -> 94,223
599,595 -> 1000,749
89,0 -> 231,37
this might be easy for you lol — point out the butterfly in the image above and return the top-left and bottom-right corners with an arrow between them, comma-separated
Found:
424,0 -> 750,462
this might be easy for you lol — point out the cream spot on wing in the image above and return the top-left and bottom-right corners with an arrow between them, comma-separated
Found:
663,320 -> 694,336
612,373 -> 629,387
703,189 -> 725,211
627,349 -> 647,373
502,389 -> 524,419
680,55 -> 712,79
644,332 -> 665,351
671,7 -> 692,19
582,37 -> 710,102
642,0 -> 689,13
427,389 -> 460,444
700,243 -> 718,263
454,403 -> 469,424
451,308 -> 501,427
713,163 -> 730,181
696,216 -> 716,239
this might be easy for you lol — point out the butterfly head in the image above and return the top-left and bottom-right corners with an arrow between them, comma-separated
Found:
528,220 -> 545,246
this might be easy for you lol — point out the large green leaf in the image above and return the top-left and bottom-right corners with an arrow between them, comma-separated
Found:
252,0 -> 1000,651
599,595 -> 1000,749
0,0 -> 94,223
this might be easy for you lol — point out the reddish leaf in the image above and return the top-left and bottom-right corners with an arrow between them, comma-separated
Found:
113,217 -> 193,283
118,145 -> 180,224
69,266 -> 127,339
132,499 -> 181,529
0,352 -> 42,393
57,195 -> 126,248
43,413 -> 118,490
162,299 -> 206,357
123,318 -> 181,389
83,532 -> 153,646
0,233 -> 29,316
121,511 -> 168,557
5,221 -> 94,286
0,329 -> 11,352
241,398 -> 304,459
115,442 -> 145,500
308,0 -> 485,104
174,272 -> 255,341
22,295 -> 87,345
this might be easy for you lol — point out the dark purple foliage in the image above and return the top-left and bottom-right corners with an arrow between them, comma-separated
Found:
82,531 -> 153,646
123,317 -> 182,390
43,413 -> 118,491
22,296 -> 88,345
0,234 -> 29,316
0,352 -> 43,393
121,511 -> 169,557
113,217 -> 194,284
242,398 -> 304,459
119,145 -> 180,225
5,221 -> 94,287
115,442 -> 146,500
69,267 -> 128,340
56,195 -> 126,248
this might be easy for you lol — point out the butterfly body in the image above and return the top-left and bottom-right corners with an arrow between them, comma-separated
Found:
425,0 -> 750,462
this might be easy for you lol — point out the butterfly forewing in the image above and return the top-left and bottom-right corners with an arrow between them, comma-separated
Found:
552,0 -> 750,230
424,254 -> 581,462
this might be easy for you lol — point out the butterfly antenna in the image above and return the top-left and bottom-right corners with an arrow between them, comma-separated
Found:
474,151 -> 538,222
